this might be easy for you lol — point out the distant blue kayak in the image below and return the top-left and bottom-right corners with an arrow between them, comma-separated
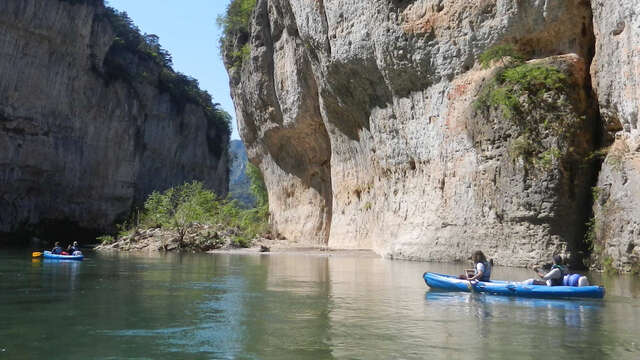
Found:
423,272 -> 604,299
43,251 -> 84,261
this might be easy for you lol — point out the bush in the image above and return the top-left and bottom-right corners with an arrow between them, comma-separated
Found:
246,163 -> 268,208
97,235 -> 115,244
101,8 -> 173,68
475,45 -> 572,167
217,0 -> 257,69
105,180 -> 269,248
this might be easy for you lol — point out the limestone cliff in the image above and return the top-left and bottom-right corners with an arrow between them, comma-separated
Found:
0,0 -> 229,238
589,0 -> 640,272
226,0 -> 638,270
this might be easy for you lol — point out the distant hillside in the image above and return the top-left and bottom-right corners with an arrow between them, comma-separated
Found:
228,140 -> 255,207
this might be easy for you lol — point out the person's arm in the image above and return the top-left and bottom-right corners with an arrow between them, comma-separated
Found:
541,268 -> 561,281
467,263 -> 485,281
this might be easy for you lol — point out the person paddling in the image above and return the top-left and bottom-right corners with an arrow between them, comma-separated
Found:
51,242 -> 63,255
459,250 -> 492,282
69,241 -> 81,255
523,255 -> 568,286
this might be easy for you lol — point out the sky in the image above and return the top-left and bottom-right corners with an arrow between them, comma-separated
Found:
106,0 -> 240,140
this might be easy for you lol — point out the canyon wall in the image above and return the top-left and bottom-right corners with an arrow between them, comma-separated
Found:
589,0 -> 640,271
0,0 -> 229,237
227,0 -> 638,269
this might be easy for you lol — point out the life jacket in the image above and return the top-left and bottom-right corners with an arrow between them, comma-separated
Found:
562,274 -> 582,287
549,264 -> 568,286
477,261 -> 492,281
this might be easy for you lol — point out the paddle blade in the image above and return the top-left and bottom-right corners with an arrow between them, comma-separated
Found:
32,252 -> 42,258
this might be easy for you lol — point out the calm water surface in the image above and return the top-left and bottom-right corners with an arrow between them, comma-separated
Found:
1,249 -> 639,359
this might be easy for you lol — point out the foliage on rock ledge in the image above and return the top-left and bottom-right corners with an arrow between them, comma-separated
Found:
474,45 -> 581,169
217,0 -> 256,70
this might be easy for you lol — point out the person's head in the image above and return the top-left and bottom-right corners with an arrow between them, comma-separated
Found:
471,250 -> 487,264
73,241 -> 78,246
552,255 -> 563,265
54,241 -> 60,247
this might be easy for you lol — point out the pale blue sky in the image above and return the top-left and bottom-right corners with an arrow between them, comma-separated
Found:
106,0 -> 240,140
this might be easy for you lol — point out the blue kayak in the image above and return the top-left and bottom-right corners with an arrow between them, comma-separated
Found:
43,251 -> 84,261
423,272 -> 604,299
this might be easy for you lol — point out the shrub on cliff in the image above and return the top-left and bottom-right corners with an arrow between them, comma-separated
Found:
475,45 -> 575,168
217,0 -> 257,69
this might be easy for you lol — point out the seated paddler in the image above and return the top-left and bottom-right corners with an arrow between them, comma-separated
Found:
458,250 -> 492,282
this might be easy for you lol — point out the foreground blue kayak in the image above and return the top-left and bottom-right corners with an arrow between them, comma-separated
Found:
423,272 -> 604,299
43,251 -> 84,261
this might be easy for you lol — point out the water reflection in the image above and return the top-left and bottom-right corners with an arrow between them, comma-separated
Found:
2,250 -> 640,359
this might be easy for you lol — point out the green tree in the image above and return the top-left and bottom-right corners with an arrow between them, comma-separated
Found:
217,0 -> 257,68
246,163 -> 268,208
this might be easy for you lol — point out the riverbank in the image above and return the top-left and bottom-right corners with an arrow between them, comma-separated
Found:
95,223 -> 270,253
94,223 -> 381,259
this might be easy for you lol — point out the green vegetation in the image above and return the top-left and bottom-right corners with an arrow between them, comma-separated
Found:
111,180 -> 269,248
100,8 -> 172,69
97,235 -> 115,245
246,163 -> 268,208
602,256 -> 617,275
584,216 -> 598,252
478,44 -> 524,69
584,147 -> 610,162
591,186 -> 601,203
97,7 -> 231,143
475,45 -> 574,167
217,0 -> 257,69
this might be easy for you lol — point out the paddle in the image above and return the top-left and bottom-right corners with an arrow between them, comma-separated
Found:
32,251 -> 42,258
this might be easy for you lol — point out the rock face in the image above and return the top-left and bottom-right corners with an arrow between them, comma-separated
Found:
590,0 -> 640,271
0,0 -> 229,237
227,0 -> 606,267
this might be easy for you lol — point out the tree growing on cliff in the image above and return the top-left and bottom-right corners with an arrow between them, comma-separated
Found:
217,0 -> 257,68
99,6 -> 231,146
246,163 -> 268,208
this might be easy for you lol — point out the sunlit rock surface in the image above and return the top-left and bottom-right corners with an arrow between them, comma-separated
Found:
590,0 -> 640,271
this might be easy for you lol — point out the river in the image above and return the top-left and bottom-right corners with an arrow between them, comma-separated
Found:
1,248 -> 639,359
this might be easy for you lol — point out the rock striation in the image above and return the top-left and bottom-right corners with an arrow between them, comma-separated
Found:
225,0 -> 640,268
0,0 -> 229,237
